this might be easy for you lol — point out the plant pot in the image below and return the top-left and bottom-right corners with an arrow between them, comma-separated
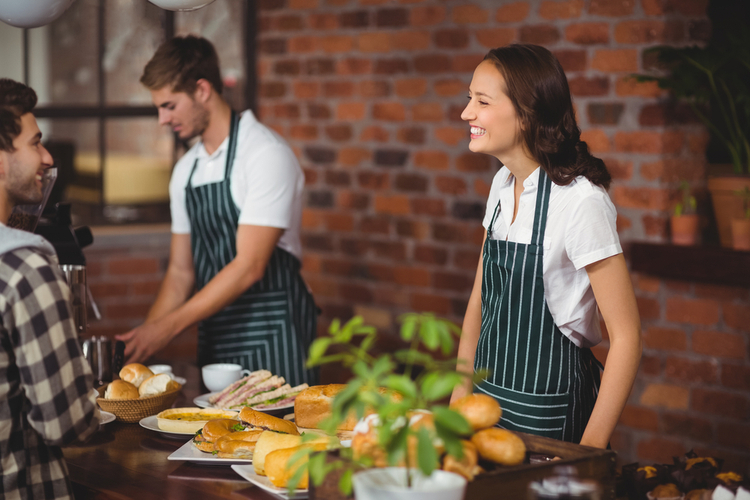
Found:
670,214 -> 700,246
707,174 -> 750,248
352,468 -> 466,500
731,218 -> 750,251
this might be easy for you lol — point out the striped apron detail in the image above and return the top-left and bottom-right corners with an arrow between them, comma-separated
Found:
474,169 -> 602,442
185,110 -> 318,387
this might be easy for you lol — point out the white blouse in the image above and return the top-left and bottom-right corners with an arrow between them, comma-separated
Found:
482,167 -> 622,348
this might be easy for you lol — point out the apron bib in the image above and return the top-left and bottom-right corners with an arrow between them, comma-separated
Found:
185,111 -> 318,387
474,169 -> 601,442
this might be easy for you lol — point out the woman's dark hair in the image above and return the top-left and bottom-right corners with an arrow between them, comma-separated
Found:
0,78 -> 38,152
483,44 -> 611,189
141,35 -> 223,95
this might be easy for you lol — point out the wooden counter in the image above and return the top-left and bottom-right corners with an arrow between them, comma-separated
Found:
63,362 -> 278,500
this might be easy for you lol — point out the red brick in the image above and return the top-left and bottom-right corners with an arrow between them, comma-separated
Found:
293,81 -> 318,99
373,102 -> 405,121
723,302 -> 750,332
393,31 -> 431,51
616,77 -> 663,97
456,153 -> 491,173
613,186 -> 669,211
89,282 -> 129,298
454,249 -> 480,271
716,422 -> 750,452
694,284 -> 748,302
360,126 -> 389,142
643,326 -> 685,350
325,124 -> 353,142
395,78 -> 427,98
640,158 -> 705,183
337,191 -> 369,210
553,50 -> 587,72
633,273 -> 661,293
414,54 -> 452,74
496,2 -> 530,22
691,388 -> 749,420
662,413 -> 713,441
433,79 -> 465,97
433,271 -> 473,292
308,12 -> 338,29
410,6 -> 446,26
301,210 -> 321,229
687,131 -> 710,155
591,49 -> 638,72
636,297 -> 661,320
565,22 -> 609,44
336,58 -> 372,75
288,0 -> 316,8
435,175 -> 468,195
636,437 -> 688,464
475,28 -> 516,49
580,129 -> 610,153
640,354 -> 661,376
614,20 -> 684,44
374,194 -> 410,215
434,28 -> 470,50
568,76 -> 609,97
372,286 -> 409,309
107,303 -> 151,320
640,383 -> 689,409
589,0 -> 635,16
365,263 -> 394,283
414,245 -> 449,265
410,292 -> 451,315
372,241 -> 407,261
519,25 -> 561,45
602,158 -> 633,181
475,178 -> 491,197
721,364 -> 750,392
665,297 -> 719,326
357,32 -> 391,53
641,0 -> 708,16
358,171 -> 389,190
319,35 -> 354,53
132,281 -> 161,296
414,151 -> 449,170
395,219 -> 430,240
665,356 -> 718,383
614,131 -> 683,154
435,127 -> 467,146
692,330 -> 746,359
288,36 -> 318,53
397,127 -> 425,145
451,53 -> 485,74
323,213 -> 354,232
108,258 -> 159,275
394,267 -> 431,287
451,5 -> 489,23
339,147 -> 370,166
618,405 -> 659,431
664,279 -> 691,294
290,124 -> 318,140
337,283 -> 372,303
540,0 -> 584,19
305,276 -> 337,298
411,103 -> 444,122
410,198 -> 446,217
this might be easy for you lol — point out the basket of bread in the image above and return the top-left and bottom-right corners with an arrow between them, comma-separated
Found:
97,363 -> 182,423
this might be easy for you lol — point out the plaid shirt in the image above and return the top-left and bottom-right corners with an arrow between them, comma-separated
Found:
0,242 -> 99,500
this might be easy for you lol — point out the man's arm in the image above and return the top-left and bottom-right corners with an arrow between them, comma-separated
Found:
144,233 -> 195,323
118,224 -> 283,363
6,249 -> 99,446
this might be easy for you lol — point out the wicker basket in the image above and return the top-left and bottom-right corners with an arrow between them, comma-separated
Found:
97,383 -> 182,423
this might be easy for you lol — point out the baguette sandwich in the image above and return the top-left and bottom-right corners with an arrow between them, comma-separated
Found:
208,370 -> 308,410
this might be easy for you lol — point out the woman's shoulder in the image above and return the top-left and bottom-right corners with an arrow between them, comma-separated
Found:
550,175 -> 615,215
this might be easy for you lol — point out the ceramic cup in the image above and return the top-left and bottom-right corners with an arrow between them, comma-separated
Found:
201,363 -> 250,392
148,364 -> 172,375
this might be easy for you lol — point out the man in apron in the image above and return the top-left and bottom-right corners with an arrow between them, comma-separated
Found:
117,36 -> 317,387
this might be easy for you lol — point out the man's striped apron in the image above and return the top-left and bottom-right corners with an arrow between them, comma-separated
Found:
474,168 -> 602,443
185,111 -> 318,387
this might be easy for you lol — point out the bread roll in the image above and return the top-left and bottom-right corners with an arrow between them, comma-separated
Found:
253,431 -> 333,476
470,428 -> 526,466
119,363 -> 154,388
239,407 -> 299,435
139,373 -> 179,397
442,440 -> 482,481
265,443 -> 329,489
294,384 -> 402,431
215,430 -> 264,459
104,380 -> 139,400
450,394 -> 502,431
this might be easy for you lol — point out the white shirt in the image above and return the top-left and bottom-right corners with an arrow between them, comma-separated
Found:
482,167 -> 622,348
169,110 -> 304,260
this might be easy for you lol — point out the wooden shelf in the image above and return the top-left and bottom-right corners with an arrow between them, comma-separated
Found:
629,242 -> 750,287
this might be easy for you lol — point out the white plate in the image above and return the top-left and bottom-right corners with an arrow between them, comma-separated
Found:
173,376 -> 187,385
100,411 -> 116,425
193,392 -> 294,413
231,464 -> 308,499
139,415 -> 196,438
167,438 -> 252,465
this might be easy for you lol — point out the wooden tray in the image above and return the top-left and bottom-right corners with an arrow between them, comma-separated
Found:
309,431 -> 617,500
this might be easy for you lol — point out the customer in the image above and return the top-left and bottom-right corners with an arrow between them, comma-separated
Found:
0,78 -> 100,499
117,36 -> 318,387
451,45 -> 641,448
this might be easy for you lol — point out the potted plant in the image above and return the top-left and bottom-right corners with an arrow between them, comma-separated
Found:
731,187 -> 750,250
286,313 -> 485,499
671,181 -> 699,245
632,32 -> 750,247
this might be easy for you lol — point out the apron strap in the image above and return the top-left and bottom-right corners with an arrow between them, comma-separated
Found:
531,168 -> 552,247
225,110 -> 240,177
487,197 -> 502,239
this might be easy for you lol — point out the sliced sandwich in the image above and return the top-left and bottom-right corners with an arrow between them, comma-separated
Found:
209,370 -> 271,406
217,376 -> 286,409
247,384 -> 309,410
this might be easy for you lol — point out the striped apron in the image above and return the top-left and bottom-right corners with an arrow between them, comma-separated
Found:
474,169 -> 602,443
185,110 -> 318,387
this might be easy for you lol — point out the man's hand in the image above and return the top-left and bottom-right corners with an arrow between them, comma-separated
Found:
116,317 -> 175,364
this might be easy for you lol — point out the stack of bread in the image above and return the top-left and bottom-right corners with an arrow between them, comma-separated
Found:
104,363 -> 180,400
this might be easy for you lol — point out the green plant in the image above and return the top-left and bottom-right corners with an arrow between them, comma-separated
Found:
674,180 -> 697,217
736,186 -> 750,219
632,33 -> 750,175
287,313 -> 485,494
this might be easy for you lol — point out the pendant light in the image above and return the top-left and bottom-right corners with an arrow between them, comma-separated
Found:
147,0 -> 216,11
0,0 -> 76,28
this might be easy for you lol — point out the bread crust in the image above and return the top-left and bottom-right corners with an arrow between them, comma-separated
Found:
239,407 -> 300,435
156,408 -> 238,433
294,384 -> 402,431
442,440 -> 482,481
104,380 -> 139,400
265,443 -> 329,489
119,363 -> 154,389
450,394 -> 502,431
470,428 -> 526,466
138,373 -> 179,397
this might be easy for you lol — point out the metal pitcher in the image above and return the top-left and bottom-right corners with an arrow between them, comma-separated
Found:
80,336 -> 112,386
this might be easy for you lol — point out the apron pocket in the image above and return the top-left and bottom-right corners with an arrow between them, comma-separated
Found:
474,379 -> 569,441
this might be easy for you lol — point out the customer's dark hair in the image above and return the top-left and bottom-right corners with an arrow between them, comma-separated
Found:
483,44 -> 611,189
140,35 -> 223,95
0,78 -> 38,152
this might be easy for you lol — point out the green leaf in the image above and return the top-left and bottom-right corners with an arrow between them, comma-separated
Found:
382,374 -> 418,400
328,318 -> 341,335
371,355 -> 395,379
308,451 -> 327,486
338,468 -> 353,495
308,338 -> 331,363
421,372 -> 463,401
400,316 -> 417,341
416,427 -> 439,476
419,320 -> 440,351
433,406 -> 472,435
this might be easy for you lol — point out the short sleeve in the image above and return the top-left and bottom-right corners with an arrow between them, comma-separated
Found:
564,189 -> 622,270
169,155 -> 193,235
235,144 -> 302,229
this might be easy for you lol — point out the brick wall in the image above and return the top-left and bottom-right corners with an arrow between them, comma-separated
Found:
81,0 -> 749,475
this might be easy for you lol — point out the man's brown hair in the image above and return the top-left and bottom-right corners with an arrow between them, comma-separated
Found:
140,35 -> 223,95
0,78 -> 38,152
